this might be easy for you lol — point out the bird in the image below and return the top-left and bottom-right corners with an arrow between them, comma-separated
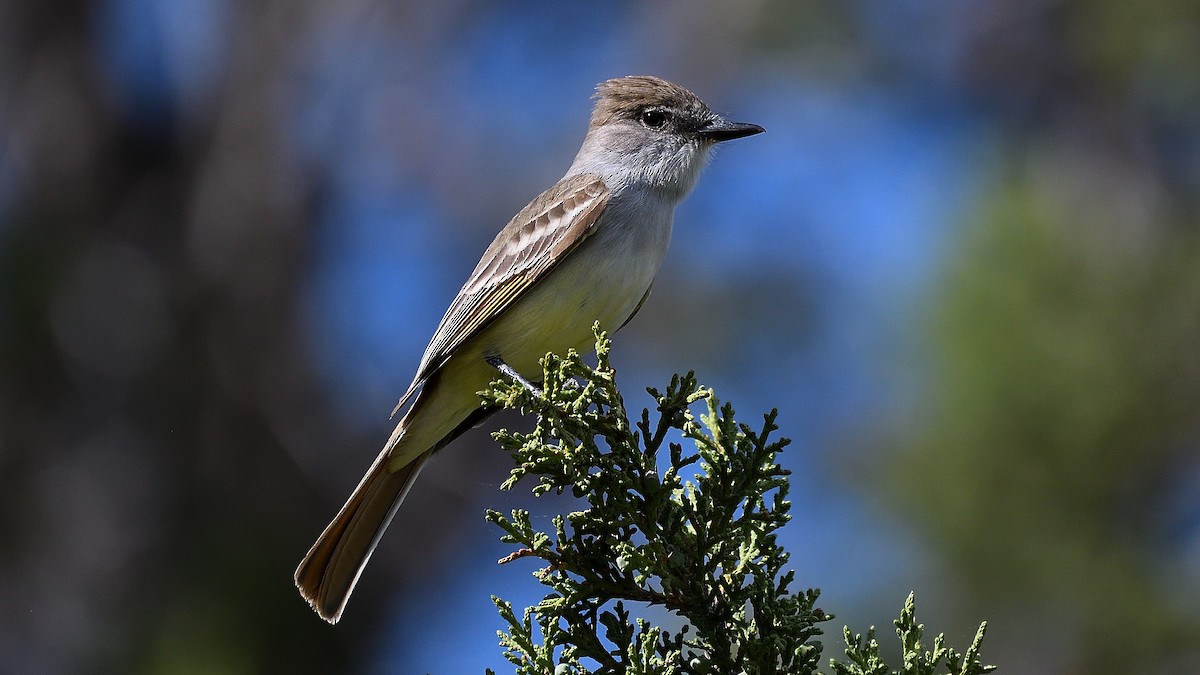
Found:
295,75 -> 764,623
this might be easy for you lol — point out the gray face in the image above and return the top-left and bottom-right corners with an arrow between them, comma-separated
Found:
622,102 -> 716,140
569,75 -> 763,200
589,75 -> 715,136
590,75 -> 764,144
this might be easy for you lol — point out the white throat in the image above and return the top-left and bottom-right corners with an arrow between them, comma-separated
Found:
566,124 -> 713,203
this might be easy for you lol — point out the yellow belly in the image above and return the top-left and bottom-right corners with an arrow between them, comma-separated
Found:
386,244 -> 653,469
386,195 -> 674,470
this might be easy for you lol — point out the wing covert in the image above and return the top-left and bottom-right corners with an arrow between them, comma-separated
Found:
390,173 -> 610,416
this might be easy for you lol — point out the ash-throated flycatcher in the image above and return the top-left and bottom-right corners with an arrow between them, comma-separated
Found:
295,75 -> 763,623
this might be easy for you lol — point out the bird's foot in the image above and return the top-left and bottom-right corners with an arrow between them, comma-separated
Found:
485,355 -> 543,396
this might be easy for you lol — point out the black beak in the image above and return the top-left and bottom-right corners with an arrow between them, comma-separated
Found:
698,118 -> 765,142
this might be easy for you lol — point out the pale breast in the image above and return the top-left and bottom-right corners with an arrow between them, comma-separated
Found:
468,195 -> 674,377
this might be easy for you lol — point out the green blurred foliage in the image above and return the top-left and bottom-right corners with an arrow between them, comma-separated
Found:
875,1 -> 1200,671
890,156 -> 1200,673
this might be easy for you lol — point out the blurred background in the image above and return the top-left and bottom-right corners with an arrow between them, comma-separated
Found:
2,0 -> 1199,672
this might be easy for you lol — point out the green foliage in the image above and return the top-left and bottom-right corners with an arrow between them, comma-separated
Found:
833,593 -> 990,675
482,326 -> 993,675
885,166 -> 1200,672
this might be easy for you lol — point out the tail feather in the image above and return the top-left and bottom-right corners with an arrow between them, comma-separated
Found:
296,398 -> 498,623
294,450 -> 429,624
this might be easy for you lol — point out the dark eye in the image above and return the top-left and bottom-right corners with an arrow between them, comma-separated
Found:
639,109 -> 668,129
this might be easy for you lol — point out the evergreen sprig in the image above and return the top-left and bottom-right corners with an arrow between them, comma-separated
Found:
833,593 -> 993,675
483,325 -> 993,675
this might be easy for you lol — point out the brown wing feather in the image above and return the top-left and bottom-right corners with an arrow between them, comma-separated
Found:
391,173 -> 609,416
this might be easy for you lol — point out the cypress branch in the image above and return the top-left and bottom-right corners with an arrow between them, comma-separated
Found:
483,325 -> 994,675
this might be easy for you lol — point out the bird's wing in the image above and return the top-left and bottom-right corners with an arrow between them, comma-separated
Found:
391,173 -> 610,417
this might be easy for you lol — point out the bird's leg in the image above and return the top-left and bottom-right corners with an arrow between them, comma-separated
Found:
485,355 -> 542,396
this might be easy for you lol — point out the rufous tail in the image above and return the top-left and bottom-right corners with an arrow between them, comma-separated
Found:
294,450 -> 429,623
